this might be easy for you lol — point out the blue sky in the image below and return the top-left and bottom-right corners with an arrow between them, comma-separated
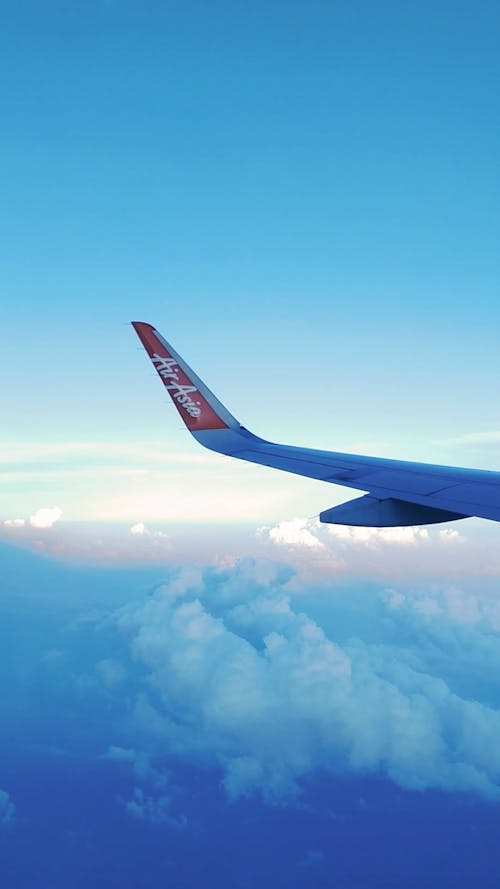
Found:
1,1 -> 500,886
1,0 -> 499,523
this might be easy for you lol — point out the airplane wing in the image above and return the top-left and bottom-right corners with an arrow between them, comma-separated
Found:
132,322 -> 500,527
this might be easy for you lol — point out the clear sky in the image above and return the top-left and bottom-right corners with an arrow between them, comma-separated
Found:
1,2 -> 500,886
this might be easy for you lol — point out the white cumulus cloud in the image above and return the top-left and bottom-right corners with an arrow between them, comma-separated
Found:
260,515 -> 437,552
111,559 -> 500,803
262,517 -> 325,549
440,528 -> 464,542
327,523 -> 429,546
130,522 -> 147,536
29,506 -> 62,529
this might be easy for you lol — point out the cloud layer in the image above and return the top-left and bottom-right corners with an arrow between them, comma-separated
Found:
111,558 -> 500,802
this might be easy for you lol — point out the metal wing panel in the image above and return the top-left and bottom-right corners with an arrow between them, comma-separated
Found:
198,433 -> 500,522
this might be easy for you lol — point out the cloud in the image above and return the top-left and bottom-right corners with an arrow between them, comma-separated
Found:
104,745 -> 136,764
256,515 -> 472,582
103,746 -> 169,788
111,559 -> 500,803
2,507 -> 62,533
263,517 -> 325,549
440,528 -> 464,542
327,523 -> 429,546
0,789 -> 15,825
103,747 -> 186,826
260,516 -> 436,552
29,506 -> 62,529
130,522 -> 147,536
124,787 -> 186,828
129,522 -> 169,540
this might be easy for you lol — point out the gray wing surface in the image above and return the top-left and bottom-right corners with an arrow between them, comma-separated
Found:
132,322 -> 500,527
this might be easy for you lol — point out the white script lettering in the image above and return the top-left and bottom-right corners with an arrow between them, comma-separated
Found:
151,353 -> 201,418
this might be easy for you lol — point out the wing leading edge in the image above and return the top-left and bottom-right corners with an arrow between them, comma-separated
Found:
132,322 -> 500,527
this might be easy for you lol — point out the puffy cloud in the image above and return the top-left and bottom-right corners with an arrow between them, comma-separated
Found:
124,787 -> 186,828
260,515 -> 438,552
0,790 -> 15,825
265,518 -> 325,550
129,522 -> 169,543
111,559 -> 500,803
103,746 -> 169,788
440,528 -> 464,542
256,515 -> 475,583
29,506 -> 62,529
1,505 -> 62,535
104,747 -> 186,826
327,523 -> 429,546
130,522 -> 147,536
380,584 -> 488,627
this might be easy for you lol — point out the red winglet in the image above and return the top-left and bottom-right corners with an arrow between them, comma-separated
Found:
132,322 -> 229,431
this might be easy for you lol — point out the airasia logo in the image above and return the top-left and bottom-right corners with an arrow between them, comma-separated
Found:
151,353 -> 201,419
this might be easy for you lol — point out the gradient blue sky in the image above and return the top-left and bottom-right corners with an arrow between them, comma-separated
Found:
1,2 -> 500,886
1,0 -> 500,525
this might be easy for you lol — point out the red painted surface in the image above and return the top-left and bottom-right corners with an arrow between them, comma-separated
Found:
132,322 -> 228,431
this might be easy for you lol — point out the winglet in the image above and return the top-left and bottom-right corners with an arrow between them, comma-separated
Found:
132,322 -> 240,432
